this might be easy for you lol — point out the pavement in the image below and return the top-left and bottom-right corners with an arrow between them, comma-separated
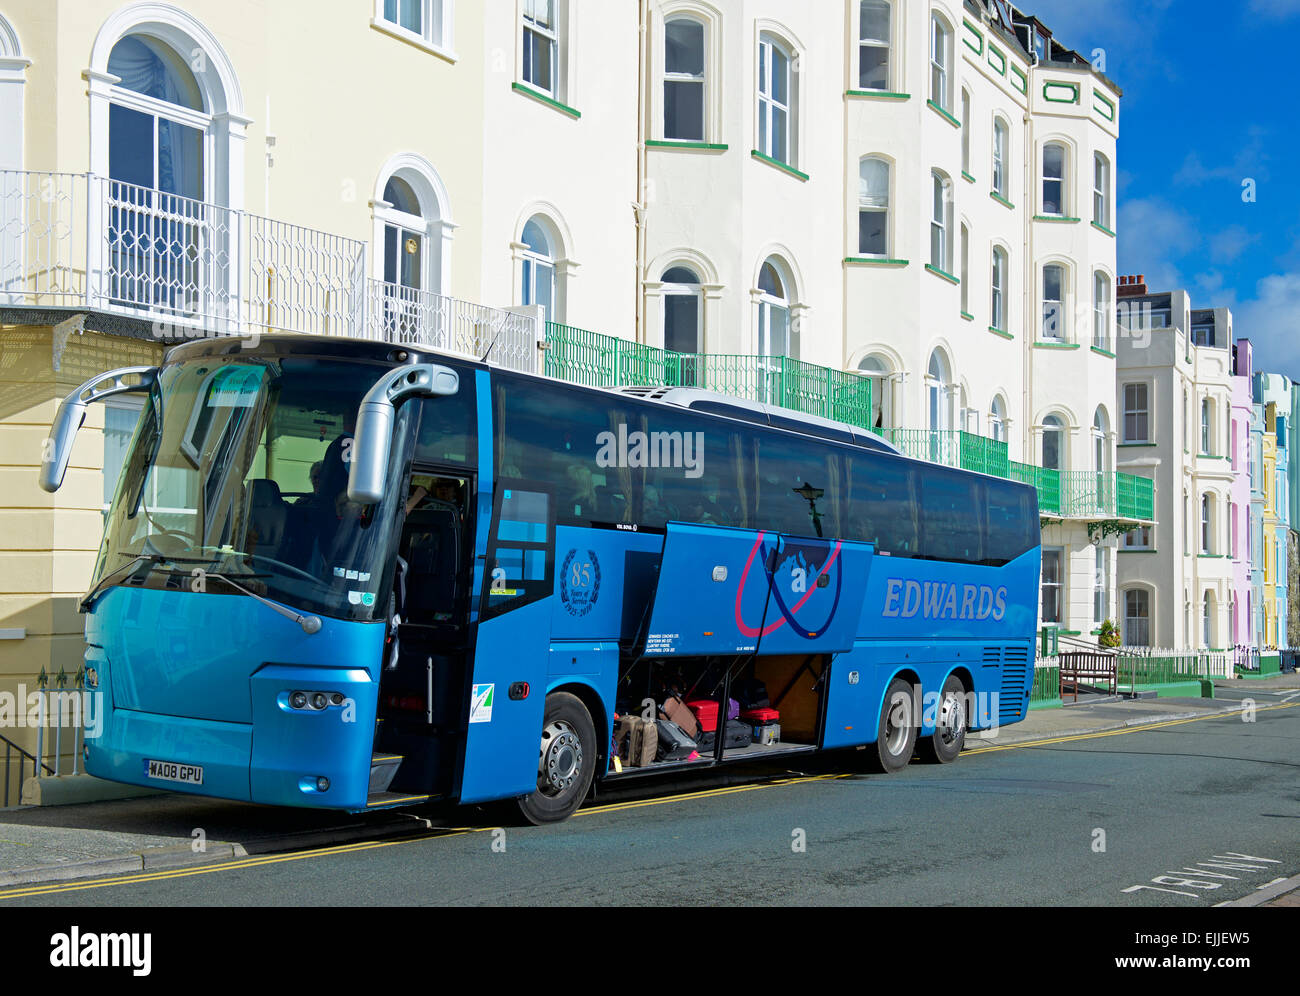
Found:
0,670 -> 1296,894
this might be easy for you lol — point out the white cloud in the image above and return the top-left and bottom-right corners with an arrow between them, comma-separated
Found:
1234,273 -> 1300,377
1116,197 -> 1197,289
1209,225 -> 1261,264
1249,0 -> 1300,18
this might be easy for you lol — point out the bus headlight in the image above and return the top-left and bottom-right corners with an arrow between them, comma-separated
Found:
290,690 -> 308,710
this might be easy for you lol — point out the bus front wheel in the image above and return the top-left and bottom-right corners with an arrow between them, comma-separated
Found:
866,676 -> 916,773
517,692 -> 596,825
917,674 -> 967,764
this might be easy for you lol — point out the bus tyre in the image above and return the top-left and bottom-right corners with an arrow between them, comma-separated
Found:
867,676 -> 917,773
917,675 -> 967,764
517,692 -> 596,825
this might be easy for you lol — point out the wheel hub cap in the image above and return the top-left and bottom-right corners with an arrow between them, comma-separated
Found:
539,721 -> 583,795
938,692 -> 966,747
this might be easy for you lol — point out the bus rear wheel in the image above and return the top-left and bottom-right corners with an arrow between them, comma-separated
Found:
517,692 -> 596,825
917,674 -> 967,764
866,676 -> 916,773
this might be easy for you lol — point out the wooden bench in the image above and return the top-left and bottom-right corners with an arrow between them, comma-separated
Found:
1058,652 -> 1117,701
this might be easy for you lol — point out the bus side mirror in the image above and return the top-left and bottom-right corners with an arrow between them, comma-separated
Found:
39,367 -> 158,493
347,363 -> 460,505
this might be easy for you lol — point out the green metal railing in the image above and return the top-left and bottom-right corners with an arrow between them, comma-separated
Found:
1117,472 -> 1155,520
880,429 -> 1010,478
544,323 -> 873,428
1029,665 -> 1061,704
543,322 -> 1154,524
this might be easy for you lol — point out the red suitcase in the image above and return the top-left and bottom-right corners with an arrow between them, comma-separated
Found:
739,706 -> 779,724
686,699 -> 720,733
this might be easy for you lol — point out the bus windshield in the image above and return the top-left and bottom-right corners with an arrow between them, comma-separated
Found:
90,354 -> 413,622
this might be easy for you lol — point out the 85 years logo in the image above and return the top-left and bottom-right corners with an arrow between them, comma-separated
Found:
560,549 -> 601,617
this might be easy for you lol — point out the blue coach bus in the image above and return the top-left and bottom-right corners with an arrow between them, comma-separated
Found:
40,335 -> 1040,823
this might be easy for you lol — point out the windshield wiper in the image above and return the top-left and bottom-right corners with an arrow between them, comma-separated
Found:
202,571 -> 322,634
80,554 -> 155,611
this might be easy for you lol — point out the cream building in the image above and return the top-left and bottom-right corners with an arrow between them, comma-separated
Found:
0,0 -> 1146,797
1114,283 -> 1236,649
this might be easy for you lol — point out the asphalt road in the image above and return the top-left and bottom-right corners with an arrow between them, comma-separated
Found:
1,700 -> 1296,906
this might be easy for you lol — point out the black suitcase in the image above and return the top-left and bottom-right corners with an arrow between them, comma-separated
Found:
698,719 -> 754,753
655,719 -> 697,761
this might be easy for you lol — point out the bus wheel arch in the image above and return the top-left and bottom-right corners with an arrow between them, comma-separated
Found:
549,680 -> 609,776
516,690 -> 597,825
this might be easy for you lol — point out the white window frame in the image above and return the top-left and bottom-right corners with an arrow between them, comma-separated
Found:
858,156 -> 890,257
661,266 -> 703,355
929,12 -> 952,112
858,0 -> 892,91
1040,547 -> 1063,626
959,223 -> 969,312
1093,151 -> 1110,228
1093,271 -> 1111,351
930,171 -> 952,273
1123,525 -> 1152,550
521,0 -> 560,98
1041,263 -> 1066,341
662,14 -> 707,142
1093,546 -> 1108,626
1202,493 -> 1212,554
991,246 -> 1007,330
1124,588 -> 1151,647
757,33 -> 795,166
1123,383 -> 1149,443
373,0 -> 454,56
960,88 -> 971,173
992,117 -> 1009,198
1042,141 -> 1067,217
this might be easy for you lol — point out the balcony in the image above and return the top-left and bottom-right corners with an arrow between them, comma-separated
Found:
544,322 -> 873,428
0,170 -> 535,371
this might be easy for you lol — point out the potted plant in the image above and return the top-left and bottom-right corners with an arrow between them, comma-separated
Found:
1097,619 -> 1121,649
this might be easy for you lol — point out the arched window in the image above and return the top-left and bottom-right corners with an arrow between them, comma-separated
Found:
106,34 -> 207,313
930,171 -> 952,272
1093,271 -> 1111,351
757,32 -> 796,167
1042,141 -> 1067,216
381,176 -> 425,295
1202,493 -> 1213,554
1042,263 -> 1066,340
1093,407 -> 1109,473
959,223 -> 969,313
664,15 -> 705,141
1201,398 -> 1211,454
858,157 -> 890,256
859,0 -> 891,90
991,246 -> 1008,331
992,117 -> 1009,199
960,88 -> 971,174
858,354 -> 894,430
1203,591 -> 1215,648
521,215 -> 556,321
1093,152 -> 1111,229
929,12 -> 952,112
1124,589 -> 1150,647
926,349 -> 952,432
662,265 -> 701,354
990,395 -> 1007,442
756,257 -> 794,358
1042,414 -> 1065,470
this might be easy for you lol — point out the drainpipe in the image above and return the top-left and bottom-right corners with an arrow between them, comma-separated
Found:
1022,103 -> 1034,466
635,0 -> 648,344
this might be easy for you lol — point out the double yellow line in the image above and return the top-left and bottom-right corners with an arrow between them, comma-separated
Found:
3,704 -> 1292,901
0,773 -> 848,900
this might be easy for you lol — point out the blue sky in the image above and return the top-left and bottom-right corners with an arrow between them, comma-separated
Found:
1023,0 -> 1300,374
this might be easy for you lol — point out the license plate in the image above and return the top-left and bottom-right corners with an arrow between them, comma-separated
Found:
143,759 -> 204,785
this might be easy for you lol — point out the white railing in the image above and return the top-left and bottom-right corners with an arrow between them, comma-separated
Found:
363,278 -> 537,372
1,170 -> 537,369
